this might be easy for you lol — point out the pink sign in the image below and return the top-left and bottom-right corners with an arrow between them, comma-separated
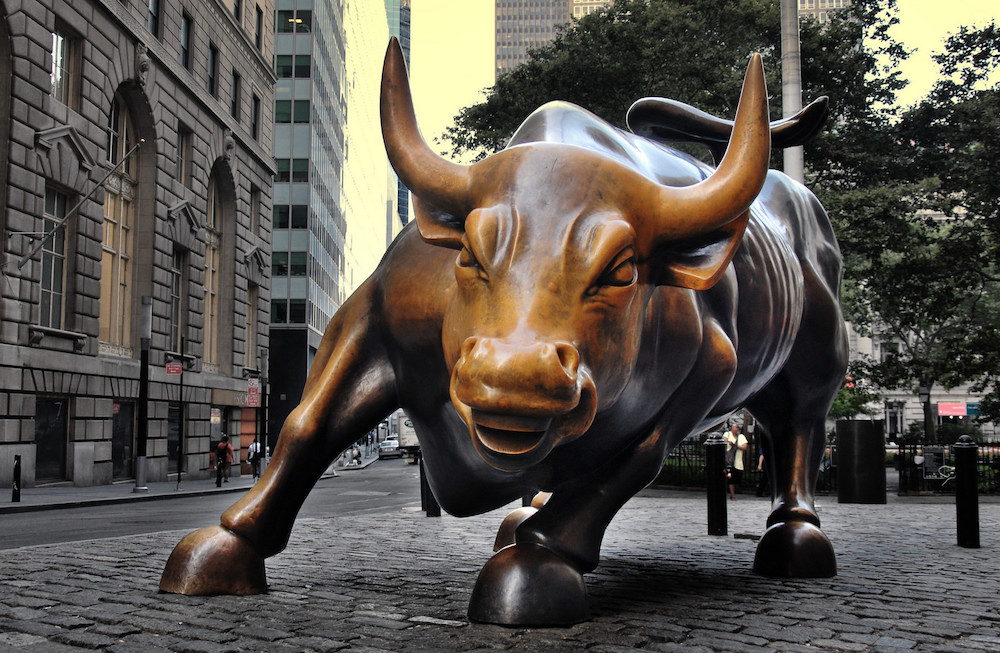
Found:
937,402 -> 967,417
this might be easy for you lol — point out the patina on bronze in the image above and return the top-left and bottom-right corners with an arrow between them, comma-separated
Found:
161,38 -> 847,626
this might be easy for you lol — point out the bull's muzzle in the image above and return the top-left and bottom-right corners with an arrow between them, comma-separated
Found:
451,337 -> 597,470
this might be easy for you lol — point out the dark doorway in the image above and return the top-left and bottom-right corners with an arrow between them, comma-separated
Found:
112,401 -> 135,479
35,397 -> 68,482
168,402 -> 182,473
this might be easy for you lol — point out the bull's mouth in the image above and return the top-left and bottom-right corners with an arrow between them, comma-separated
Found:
471,411 -> 552,456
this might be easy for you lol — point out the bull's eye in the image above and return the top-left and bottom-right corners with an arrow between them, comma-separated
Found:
458,245 -> 488,280
590,249 -> 637,293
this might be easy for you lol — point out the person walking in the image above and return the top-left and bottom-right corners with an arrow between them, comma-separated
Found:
723,423 -> 748,500
247,436 -> 262,481
215,435 -> 234,487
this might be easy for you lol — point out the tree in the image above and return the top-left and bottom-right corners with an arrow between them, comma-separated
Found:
445,0 -> 782,162
828,361 -> 882,421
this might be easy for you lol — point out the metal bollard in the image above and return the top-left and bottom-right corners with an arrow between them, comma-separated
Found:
953,435 -> 980,548
705,433 -> 727,536
419,458 -> 441,517
11,455 -> 20,502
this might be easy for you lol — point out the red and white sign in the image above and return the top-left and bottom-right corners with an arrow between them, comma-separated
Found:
247,378 -> 260,407
166,362 -> 183,375
937,402 -> 967,417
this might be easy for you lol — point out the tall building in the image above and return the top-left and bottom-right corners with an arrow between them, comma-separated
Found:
495,0 -> 612,78
385,0 -> 411,226
798,0 -> 850,23
268,1 -> 398,438
0,0 -> 276,488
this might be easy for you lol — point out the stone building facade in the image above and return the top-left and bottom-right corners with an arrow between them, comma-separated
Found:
0,0 -> 275,488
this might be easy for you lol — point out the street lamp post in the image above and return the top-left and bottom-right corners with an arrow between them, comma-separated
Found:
166,339 -> 195,491
918,386 -> 935,441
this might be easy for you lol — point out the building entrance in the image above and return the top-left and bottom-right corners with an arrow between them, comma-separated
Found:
112,401 -> 135,479
35,397 -> 68,482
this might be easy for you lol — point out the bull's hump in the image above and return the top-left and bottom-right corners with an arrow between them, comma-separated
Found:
509,101 -> 708,188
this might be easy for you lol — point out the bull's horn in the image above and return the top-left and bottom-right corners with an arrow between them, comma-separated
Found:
644,54 -> 770,243
380,38 -> 472,232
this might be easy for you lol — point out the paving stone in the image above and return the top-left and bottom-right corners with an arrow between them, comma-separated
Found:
0,493 -> 997,652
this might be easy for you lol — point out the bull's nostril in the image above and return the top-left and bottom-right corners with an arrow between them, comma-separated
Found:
554,342 -> 580,377
460,337 -> 479,360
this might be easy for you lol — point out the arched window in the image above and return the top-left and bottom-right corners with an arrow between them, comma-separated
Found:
203,176 -> 222,366
99,94 -> 137,352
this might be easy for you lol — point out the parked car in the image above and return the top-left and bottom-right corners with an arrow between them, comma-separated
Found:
378,440 -> 402,459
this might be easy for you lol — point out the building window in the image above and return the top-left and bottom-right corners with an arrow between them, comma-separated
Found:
272,251 -> 288,276
50,27 -> 81,109
276,9 -> 310,33
177,123 -> 193,188
251,94 -> 260,139
276,55 -> 310,79
100,95 -> 137,350
275,100 -> 309,123
255,5 -> 264,50
294,55 -> 310,78
275,159 -> 307,183
246,284 -> 258,368
147,0 -> 160,36
231,70 -> 241,119
204,178 -> 222,365
40,188 -> 68,329
273,204 -> 307,229
169,249 -> 187,353
208,44 -> 219,96
180,13 -> 193,69
272,299 -> 306,324
233,0 -> 242,21
250,185 -> 261,235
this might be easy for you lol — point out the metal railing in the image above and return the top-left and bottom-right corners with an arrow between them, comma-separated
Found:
895,441 -> 1000,495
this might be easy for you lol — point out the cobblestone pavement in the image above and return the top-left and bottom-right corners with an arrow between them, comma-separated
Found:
1,490 -> 997,652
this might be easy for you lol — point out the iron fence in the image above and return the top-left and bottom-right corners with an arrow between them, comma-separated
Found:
654,436 -> 838,495
895,441 -> 1000,495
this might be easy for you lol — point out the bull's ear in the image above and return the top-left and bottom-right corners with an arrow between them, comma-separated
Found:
412,195 -> 465,249
656,212 -> 748,290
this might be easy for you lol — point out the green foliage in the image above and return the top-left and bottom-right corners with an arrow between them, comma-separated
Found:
446,0 -> 782,161
828,361 -> 882,420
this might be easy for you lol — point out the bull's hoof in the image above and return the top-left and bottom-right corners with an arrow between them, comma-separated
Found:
493,506 -> 537,551
159,525 -> 267,595
753,521 -> 836,578
468,543 -> 589,626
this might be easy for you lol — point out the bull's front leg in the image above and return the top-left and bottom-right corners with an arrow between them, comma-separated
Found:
469,319 -> 736,626
160,282 -> 397,595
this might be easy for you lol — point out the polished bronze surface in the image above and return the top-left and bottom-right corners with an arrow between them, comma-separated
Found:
161,38 -> 847,626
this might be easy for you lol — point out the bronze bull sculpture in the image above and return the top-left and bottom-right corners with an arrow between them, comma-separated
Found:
160,38 -> 848,626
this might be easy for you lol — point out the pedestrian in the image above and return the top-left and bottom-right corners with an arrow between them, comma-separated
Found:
215,435 -> 234,487
247,436 -> 262,480
723,423 -> 748,500
755,448 -> 769,498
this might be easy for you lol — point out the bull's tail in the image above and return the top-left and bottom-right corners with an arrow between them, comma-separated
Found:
627,95 -> 829,165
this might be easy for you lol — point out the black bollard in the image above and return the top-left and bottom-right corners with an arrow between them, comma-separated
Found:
705,433 -> 727,536
953,435 -> 980,548
419,458 -> 441,517
12,455 -> 20,502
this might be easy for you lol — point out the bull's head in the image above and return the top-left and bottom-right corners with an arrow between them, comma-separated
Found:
381,38 -> 769,471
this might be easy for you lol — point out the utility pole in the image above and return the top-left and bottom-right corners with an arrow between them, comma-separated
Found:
781,0 -> 804,183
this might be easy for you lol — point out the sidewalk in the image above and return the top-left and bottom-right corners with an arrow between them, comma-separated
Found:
1,451 -> 379,515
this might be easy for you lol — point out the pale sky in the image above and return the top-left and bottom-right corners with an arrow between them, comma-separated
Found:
407,0 -> 998,153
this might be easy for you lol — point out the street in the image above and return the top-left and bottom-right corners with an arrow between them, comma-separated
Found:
0,459 -> 421,550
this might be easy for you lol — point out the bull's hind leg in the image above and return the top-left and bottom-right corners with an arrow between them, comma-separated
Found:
160,282 -> 396,595
748,267 -> 847,578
